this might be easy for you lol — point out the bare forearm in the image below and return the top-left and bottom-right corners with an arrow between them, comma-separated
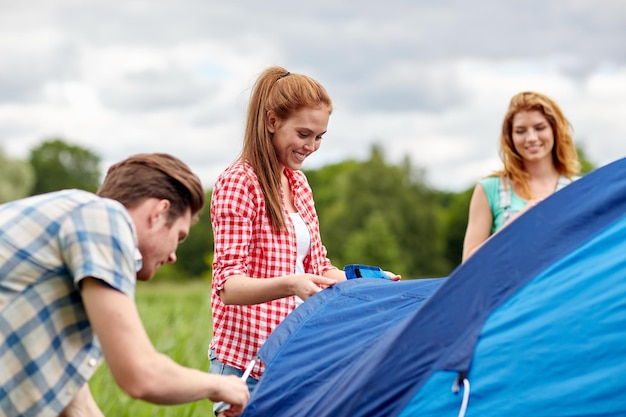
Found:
81,280 -> 249,411
219,273 -> 338,305
122,353 -> 228,404
220,274 -> 294,305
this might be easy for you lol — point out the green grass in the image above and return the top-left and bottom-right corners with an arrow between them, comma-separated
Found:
89,280 -> 215,416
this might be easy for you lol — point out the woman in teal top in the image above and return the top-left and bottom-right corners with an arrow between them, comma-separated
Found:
462,91 -> 581,262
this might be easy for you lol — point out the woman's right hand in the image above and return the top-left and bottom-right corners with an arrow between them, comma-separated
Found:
291,274 -> 338,301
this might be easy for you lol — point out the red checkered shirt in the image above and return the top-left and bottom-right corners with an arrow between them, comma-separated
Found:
210,161 -> 335,379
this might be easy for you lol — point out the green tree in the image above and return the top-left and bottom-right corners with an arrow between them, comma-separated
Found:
576,144 -> 596,174
343,212 -> 408,275
437,187 -> 474,272
308,145 -> 450,278
147,142 -> 600,281
29,138 -> 101,195
0,148 -> 35,203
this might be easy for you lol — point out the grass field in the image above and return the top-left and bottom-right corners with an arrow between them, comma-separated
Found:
89,280 -> 216,416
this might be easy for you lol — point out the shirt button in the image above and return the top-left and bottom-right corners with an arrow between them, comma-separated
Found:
88,358 -> 98,367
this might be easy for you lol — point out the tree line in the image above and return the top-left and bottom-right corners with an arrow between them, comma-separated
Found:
0,138 -> 597,279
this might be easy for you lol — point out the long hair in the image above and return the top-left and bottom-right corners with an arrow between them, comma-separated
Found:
241,66 -> 332,230
97,153 -> 205,224
495,91 -> 580,199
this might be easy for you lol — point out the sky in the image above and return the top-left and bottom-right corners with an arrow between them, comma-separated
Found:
1,0 -> 625,192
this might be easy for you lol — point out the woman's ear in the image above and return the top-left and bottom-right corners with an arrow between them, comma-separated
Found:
266,110 -> 278,133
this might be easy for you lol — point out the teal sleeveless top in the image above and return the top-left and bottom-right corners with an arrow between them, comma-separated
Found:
480,175 -> 575,233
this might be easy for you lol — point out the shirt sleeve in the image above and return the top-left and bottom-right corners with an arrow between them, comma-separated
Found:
59,199 -> 137,298
211,168 -> 257,291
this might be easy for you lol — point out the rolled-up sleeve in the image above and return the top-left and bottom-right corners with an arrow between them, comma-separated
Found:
211,167 -> 257,292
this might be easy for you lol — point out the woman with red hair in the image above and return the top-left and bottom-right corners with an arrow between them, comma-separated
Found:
462,91 -> 581,262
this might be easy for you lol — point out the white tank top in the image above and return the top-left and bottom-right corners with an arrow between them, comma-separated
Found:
290,212 -> 311,307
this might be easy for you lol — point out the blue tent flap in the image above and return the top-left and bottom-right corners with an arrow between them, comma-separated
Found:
243,277 -> 445,416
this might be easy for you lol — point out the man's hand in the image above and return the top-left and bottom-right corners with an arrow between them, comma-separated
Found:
213,375 -> 250,416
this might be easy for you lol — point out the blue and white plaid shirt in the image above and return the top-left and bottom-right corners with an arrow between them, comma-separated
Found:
0,189 -> 140,417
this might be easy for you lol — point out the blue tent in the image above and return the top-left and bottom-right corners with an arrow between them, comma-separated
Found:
241,157 -> 626,417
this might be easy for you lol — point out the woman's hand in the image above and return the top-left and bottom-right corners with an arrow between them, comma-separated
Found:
384,271 -> 402,281
291,274 -> 338,300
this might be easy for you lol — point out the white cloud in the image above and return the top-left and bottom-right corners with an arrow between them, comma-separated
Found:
1,0 -> 625,192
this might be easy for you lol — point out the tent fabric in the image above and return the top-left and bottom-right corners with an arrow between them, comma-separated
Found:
242,157 -> 626,417
243,277 -> 446,416
402,221 -> 626,416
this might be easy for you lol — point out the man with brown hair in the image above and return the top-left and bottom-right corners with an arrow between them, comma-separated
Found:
0,153 -> 249,417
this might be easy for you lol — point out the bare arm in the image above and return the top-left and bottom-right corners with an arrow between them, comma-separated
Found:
462,184 -> 546,262
80,279 -> 249,413
219,273 -> 338,305
462,183 -> 494,262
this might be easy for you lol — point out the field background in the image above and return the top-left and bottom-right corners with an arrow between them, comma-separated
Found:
89,281 -> 216,416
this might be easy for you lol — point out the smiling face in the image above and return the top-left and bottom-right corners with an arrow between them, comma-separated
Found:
511,110 -> 555,163
267,105 -> 330,171
136,202 -> 191,281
